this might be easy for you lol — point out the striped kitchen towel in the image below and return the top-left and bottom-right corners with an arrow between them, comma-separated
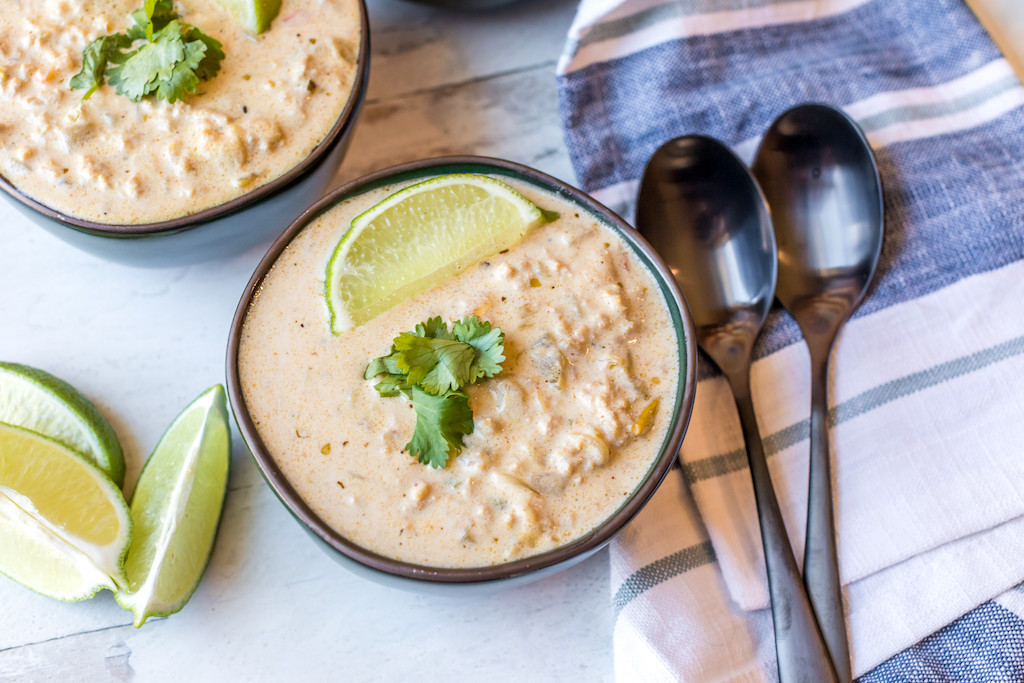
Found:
557,0 -> 1024,679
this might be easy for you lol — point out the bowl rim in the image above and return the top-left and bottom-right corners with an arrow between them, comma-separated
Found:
225,155 -> 699,584
0,0 -> 370,238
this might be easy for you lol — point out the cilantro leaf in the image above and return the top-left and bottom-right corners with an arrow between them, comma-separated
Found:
150,0 -> 178,25
406,388 -> 474,468
364,355 -> 396,380
364,354 -> 409,397
365,315 -> 505,468
72,3 -> 223,104
156,37 -> 206,102
185,27 -> 225,81
70,34 -> 131,100
108,23 -> 185,101
129,0 -> 178,40
372,374 -> 411,398
453,316 -> 505,383
414,316 -> 453,340
127,17 -> 147,41
394,334 -> 475,395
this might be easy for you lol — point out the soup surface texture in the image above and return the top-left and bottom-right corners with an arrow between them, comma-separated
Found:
238,177 -> 681,568
0,0 -> 360,224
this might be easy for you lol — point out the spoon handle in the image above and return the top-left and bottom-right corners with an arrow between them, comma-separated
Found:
729,372 -> 837,683
805,353 -> 852,682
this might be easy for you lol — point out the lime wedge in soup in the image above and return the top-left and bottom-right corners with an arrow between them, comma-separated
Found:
115,385 -> 230,627
215,0 -> 282,34
326,173 -> 552,334
0,362 -> 125,487
0,422 -> 132,601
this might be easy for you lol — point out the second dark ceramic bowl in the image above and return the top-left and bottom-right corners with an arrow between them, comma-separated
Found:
226,156 -> 697,592
0,1 -> 369,269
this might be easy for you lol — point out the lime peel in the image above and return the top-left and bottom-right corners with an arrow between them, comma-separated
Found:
115,385 -> 231,627
326,173 -> 554,334
0,362 -> 125,487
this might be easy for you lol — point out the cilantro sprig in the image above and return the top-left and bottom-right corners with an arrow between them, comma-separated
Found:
70,0 -> 224,104
364,316 -> 505,469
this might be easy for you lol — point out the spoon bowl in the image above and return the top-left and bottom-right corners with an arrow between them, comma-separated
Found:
753,103 -> 885,683
638,135 -> 837,683
754,104 -> 884,333
636,135 -> 775,376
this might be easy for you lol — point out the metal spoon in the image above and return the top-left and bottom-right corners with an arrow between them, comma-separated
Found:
752,103 -> 885,683
637,135 -> 837,683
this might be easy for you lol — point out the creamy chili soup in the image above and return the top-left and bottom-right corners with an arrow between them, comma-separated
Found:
0,0 -> 360,225
237,178 -> 680,568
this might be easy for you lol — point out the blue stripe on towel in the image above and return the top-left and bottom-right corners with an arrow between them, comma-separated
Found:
558,0 -> 1003,192
859,601 -> 1024,682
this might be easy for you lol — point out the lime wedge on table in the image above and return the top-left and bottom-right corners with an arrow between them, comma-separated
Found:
0,422 -> 131,601
326,174 -> 552,334
0,362 -> 125,487
115,385 -> 230,627
215,0 -> 282,34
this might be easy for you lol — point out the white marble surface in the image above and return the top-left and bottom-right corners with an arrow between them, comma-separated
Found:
0,1 -> 608,680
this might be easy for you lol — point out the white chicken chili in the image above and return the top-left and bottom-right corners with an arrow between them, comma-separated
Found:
238,177 -> 681,568
0,0 -> 360,224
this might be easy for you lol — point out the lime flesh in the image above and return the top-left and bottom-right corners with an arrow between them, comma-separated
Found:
326,174 -> 552,334
115,385 -> 231,627
214,0 -> 282,34
0,422 -> 131,601
0,362 -> 125,487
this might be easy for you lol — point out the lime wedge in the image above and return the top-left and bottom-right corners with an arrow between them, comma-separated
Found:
0,362 -> 125,487
214,0 -> 282,34
115,385 -> 230,627
326,174 -> 552,334
0,422 -> 131,601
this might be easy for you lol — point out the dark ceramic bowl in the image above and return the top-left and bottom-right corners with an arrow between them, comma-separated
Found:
0,2 -> 369,269
225,156 -> 698,592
